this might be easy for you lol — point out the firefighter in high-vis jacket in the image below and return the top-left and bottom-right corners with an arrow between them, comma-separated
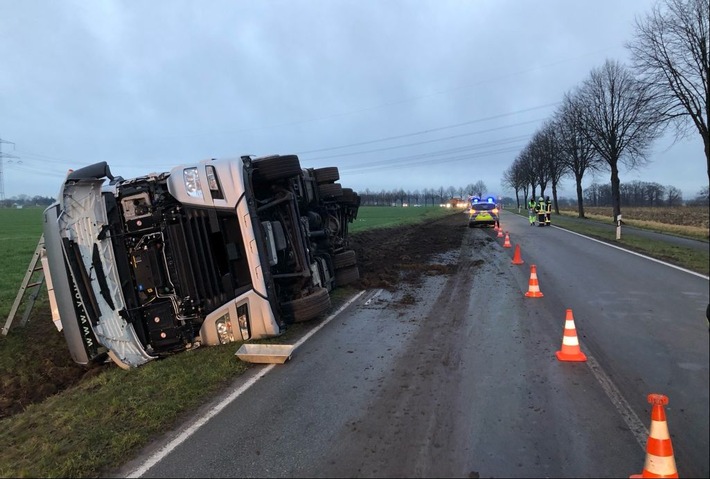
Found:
545,196 -> 552,226
528,198 -> 536,226
536,196 -> 546,226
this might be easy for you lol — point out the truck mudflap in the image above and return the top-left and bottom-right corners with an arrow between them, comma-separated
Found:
58,179 -> 155,367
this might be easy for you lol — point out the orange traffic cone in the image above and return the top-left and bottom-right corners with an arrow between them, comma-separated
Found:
511,244 -> 524,265
524,264 -> 544,297
555,309 -> 587,361
631,394 -> 678,478
503,233 -> 512,248
497,228 -> 503,238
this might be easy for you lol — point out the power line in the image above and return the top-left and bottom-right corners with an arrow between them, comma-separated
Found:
0,136 -> 19,201
295,104 -> 557,156
342,144 -> 526,175
301,120 -> 541,161
338,135 -> 531,172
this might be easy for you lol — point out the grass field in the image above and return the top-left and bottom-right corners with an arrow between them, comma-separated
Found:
349,205 -> 461,232
0,208 -> 45,320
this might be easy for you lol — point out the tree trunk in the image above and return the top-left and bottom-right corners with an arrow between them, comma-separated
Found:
551,183 -> 559,214
575,172 -> 585,218
610,163 -> 622,222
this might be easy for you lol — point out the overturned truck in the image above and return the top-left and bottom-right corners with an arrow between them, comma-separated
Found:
42,154 -> 360,369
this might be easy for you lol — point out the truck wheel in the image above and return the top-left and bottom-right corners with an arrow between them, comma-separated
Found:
318,183 -> 343,199
281,287 -> 331,323
335,265 -> 359,287
253,155 -> 302,181
340,188 -> 356,205
313,167 -> 339,184
333,249 -> 357,269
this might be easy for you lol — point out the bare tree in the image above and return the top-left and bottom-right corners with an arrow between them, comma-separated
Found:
536,120 -> 566,214
578,59 -> 663,221
502,164 -> 527,209
471,180 -> 487,197
627,0 -> 709,184
666,185 -> 683,205
555,90 -> 602,217
516,145 -> 538,201
527,129 -> 553,198
688,185 -> 709,204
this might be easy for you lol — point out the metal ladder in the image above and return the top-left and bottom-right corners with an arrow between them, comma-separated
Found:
2,235 -> 45,336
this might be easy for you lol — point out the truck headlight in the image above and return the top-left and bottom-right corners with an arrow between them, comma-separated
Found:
237,303 -> 250,340
215,314 -> 234,344
183,167 -> 204,198
205,165 -> 224,200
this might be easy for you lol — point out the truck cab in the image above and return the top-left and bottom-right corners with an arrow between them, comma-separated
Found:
41,154 -> 360,368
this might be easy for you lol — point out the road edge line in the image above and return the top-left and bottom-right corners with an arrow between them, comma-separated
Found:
585,353 -> 649,451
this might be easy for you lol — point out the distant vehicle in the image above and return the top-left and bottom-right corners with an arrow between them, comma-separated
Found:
41,155 -> 360,369
468,196 -> 499,228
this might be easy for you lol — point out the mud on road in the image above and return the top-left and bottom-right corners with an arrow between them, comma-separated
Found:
0,211 -> 468,419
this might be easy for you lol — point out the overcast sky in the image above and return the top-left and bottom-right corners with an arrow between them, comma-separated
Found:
0,0 -> 706,202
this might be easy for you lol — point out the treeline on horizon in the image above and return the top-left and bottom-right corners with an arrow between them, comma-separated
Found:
352,180 -> 708,208
3,179 -> 708,209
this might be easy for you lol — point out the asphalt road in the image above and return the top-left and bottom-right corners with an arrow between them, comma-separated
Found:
120,210 -> 709,478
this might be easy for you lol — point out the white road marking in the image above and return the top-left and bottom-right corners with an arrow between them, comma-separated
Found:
553,225 -> 709,280
126,290 -> 367,478
364,288 -> 384,305
585,353 -> 649,450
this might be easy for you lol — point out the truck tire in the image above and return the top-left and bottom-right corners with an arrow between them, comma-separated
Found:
253,155 -> 302,182
281,287 -> 331,323
313,167 -> 340,184
341,187 -> 354,203
333,249 -> 357,269
335,265 -> 359,287
318,183 -> 343,199
341,188 -> 360,206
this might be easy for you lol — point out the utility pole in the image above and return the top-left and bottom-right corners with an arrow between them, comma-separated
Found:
0,135 -> 19,202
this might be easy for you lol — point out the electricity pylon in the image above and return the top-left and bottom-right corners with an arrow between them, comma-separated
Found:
0,136 -> 19,201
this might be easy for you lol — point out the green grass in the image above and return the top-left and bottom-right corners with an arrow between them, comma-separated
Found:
0,208 -> 45,320
350,205 -> 463,232
0,344 -> 247,477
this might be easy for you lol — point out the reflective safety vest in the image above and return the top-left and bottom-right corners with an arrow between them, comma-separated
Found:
545,201 -> 552,213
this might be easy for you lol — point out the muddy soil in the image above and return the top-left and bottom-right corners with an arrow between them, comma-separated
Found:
0,211 -> 467,420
